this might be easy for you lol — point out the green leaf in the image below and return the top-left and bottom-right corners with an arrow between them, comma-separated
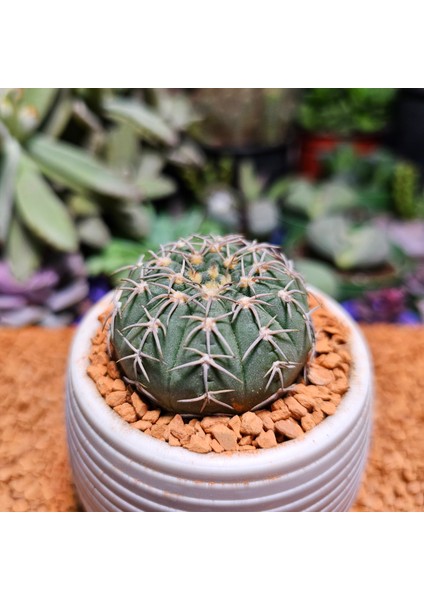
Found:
306,215 -> 391,270
266,178 -> 291,201
21,89 -> 57,123
15,158 -> 78,252
137,176 -> 176,200
106,123 -> 139,175
42,90 -> 74,138
86,238 -> 145,278
167,141 -> 205,167
28,135 -> 140,201
284,179 -> 316,217
294,258 -> 340,299
137,152 -> 165,179
154,89 -> 201,131
6,216 -> 41,281
0,137 -> 20,243
103,97 -> 177,146
239,161 -> 264,203
77,216 -> 111,249
68,194 -> 100,217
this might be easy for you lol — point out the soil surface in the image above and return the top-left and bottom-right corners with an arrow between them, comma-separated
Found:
0,324 -> 423,512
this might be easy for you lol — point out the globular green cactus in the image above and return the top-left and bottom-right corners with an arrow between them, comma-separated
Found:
110,235 -> 315,416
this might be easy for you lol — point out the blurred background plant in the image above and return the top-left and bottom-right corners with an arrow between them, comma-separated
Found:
190,88 -> 298,148
296,88 -> 397,179
298,88 -> 396,136
2,87 -> 424,326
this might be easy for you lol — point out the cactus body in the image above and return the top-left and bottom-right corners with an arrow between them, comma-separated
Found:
111,235 -> 314,416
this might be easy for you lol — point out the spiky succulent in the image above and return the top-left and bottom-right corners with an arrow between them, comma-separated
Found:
110,235 -> 315,416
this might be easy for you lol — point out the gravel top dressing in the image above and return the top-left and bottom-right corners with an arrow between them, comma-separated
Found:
87,296 -> 351,454
0,324 -> 423,511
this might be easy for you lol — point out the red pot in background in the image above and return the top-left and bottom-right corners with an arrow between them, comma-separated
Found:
298,132 -> 381,179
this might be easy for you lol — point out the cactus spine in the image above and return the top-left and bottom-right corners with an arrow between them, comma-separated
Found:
110,235 -> 315,416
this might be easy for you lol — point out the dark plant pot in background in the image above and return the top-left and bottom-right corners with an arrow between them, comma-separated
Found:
203,137 -> 296,185
298,131 -> 382,180
391,89 -> 424,177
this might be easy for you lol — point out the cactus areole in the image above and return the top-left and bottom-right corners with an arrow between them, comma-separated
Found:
110,235 -> 315,416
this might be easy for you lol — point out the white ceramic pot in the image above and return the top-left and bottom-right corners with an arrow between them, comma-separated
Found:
65,288 -> 373,512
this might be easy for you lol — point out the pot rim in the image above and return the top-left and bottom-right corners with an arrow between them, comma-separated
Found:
68,286 -> 373,478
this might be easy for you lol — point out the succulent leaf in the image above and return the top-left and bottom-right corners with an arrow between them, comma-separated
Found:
307,215 -> 390,270
16,158 -> 78,252
136,175 -> 176,200
28,135 -> 140,201
0,137 -> 20,243
103,97 -> 177,146
77,216 -> 111,249
21,89 -> 57,122
111,235 -> 313,416
6,216 -> 41,281
105,123 -> 139,177
239,161 -> 264,203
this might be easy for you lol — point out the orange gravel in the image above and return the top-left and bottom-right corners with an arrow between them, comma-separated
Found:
1,323 -> 423,511
87,298 -> 351,454
0,327 -> 77,512
353,325 -> 424,512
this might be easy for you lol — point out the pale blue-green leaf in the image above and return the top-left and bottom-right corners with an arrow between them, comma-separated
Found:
41,89 -> 74,138
311,181 -> 359,219
68,194 -> 100,217
294,258 -> 341,299
77,216 -> 111,249
307,215 -> 391,270
284,179 -> 316,217
6,216 -> 41,281
16,159 -> 78,252
155,89 -> 201,130
106,123 -> 139,175
21,89 -> 57,122
137,151 -> 164,179
239,161 -> 264,203
29,135 -> 140,201
103,97 -> 177,146
0,137 -> 20,243
167,141 -> 205,167
137,176 -> 176,200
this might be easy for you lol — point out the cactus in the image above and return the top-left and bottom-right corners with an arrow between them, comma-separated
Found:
393,161 -> 420,219
110,234 -> 315,416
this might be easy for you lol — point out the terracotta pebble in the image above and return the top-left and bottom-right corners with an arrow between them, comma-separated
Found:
240,412 -> 263,436
130,393 -> 148,418
308,364 -> 334,386
301,413 -> 316,432
186,434 -> 211,454
285,397 -> 308,419
275,418 -> 304,439
107,361 -> 121,379
256,430 -> 278,449
114,402 -> 137,423
131,420 -> 151,432
142,410 -> 161,424
105,391 -> 127,408
211,424 -> 238,451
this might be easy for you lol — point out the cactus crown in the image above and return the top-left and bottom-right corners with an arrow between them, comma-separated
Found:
110,234 -> 315,416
